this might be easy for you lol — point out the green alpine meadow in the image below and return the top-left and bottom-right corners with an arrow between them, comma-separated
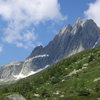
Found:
0,46 -> 100,100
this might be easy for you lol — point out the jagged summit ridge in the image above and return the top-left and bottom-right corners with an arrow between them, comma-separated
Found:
0,18 -> 100,82
59,18 -> 97,36
75,18 -> 84,26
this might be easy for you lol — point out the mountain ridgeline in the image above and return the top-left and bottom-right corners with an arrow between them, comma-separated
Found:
0,18 -> 100,82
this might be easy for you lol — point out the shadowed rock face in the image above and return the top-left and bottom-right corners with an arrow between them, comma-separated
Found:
0,19 -> 100,82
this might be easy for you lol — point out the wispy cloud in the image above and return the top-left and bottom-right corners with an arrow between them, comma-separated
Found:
0,0 -> 66,48
84,0 -> 100,27
0,45 -> 3,53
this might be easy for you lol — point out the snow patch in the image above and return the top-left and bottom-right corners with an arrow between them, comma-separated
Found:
25,54 -> 49,62
14,65 -> 49,80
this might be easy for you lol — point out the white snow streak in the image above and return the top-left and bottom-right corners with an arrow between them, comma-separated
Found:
93,37 -> 100,48
14,65 -> 49,80
25,54 -> 49,62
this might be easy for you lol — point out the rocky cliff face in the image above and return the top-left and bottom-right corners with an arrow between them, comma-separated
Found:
0,19 -> 100,82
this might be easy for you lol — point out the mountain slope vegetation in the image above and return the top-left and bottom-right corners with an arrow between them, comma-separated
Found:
0,47 -> 100,100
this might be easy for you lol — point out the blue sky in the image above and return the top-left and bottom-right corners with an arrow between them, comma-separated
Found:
0,0 -> 99,66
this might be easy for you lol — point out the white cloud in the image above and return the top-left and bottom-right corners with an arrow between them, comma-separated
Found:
85,0 -> 100,27
0,0 -> 65,48
0,45 -> 3,53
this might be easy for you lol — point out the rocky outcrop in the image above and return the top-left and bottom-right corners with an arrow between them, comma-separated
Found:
7,94 -> 26,100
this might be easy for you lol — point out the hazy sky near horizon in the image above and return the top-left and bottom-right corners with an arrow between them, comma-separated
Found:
0,0 -> 99,66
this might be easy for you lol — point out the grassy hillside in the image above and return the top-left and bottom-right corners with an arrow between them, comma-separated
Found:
0,47 -> 100,100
